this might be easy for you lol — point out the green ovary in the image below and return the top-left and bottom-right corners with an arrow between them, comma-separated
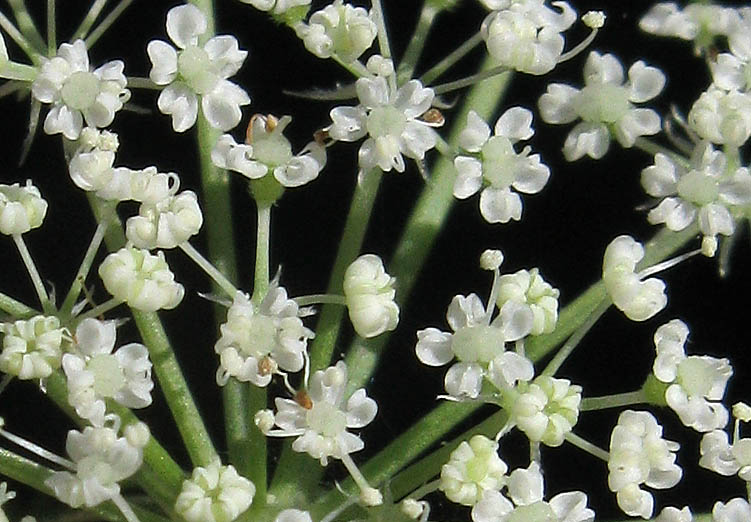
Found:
482,136 -> 517,188
676,357 -> 714,398
451,325 -> 506,363
307,402 -> 347,437
367,106 -> 406,138
178,45 -> 218,94
61,71 -> 100,110
507,502 -> 556,522
677,170 -> 719,206
89,354 -> 126,398
576,84 -> 630,123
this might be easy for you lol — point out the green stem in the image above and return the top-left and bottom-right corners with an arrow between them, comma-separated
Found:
46,0 -> 55,55
565,432 -> 610,462
6,0 -> 46,54
253,204 -> 271,303
179,241 -> 238,297
0,60 -> 39,81
13,234 -> 52,314
60,219 -> 109,318
420,32 -> 483,86
431,65 -> 508,96
541,297 -> 611,376
294,294 -> 346,307
343,58 -> 511,396
0,291 -> 37,318
84,0 -> 133,48
0,11 -> 42,64
126,76 -> 160,90
581,390 -> 647,411
633,137 -> 691,169
73,0 -> 109,40
370,0 -> 395,91
396,3 -> 439,85
77,297 -> 123,320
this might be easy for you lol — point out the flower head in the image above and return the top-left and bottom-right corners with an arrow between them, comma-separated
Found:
267,361 -> 377,465
343,254 -> 399,338
689,87 -> 751,146
453,108 -> 550,224
147,4 -> 250,132
0,315 -> 64,380
602,235 -> 667,322
63,318 -> 153,427
126,190 -> 204,250
295,0 -> 377,63
0,181 -> 48,236
608,410 -> 682,519
481,0 -> 576,75
174,461 -> 255,522
652,319 -> 732,432
215,284 -> 313,387
31,40 -> 129,139
539,51 -> 665,161
440,435 -> 507,506
45,420 -> 147,508
496,268 -> 559,335
98,247 -> 185,311
327,74 -> 440,177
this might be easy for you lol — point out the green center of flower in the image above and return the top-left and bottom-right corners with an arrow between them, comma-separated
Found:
245,314 -> 277,357
677,170 -> 719,206
252,135 -> 293,169
178,45 -> 218,94
507,501 -> 556,522
307,401 -> 347,437
451,324 -> 506,363
576,84 -> 631,123
88,354 -> 126,398
61,71 -> 100,111
465,454 -> 490,483
676,356 -> 714,398
367,106 -> 406,138
482,136 -> 517,188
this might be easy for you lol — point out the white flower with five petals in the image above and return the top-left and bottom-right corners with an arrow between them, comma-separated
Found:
688,87 -> 751,146
174,460 -> 255,522
453,108 -> 550,224
147,4 -> 250,132
31,40 -> 129,140
539,51 -> 665,161
126,190 -> 203,250
439,435 -> 507,507
295,0 -> 377,63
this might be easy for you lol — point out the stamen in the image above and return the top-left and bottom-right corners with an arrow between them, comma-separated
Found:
637,248 -> 702,279
340,452 -> 382,506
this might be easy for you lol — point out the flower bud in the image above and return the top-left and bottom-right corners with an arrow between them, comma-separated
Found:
344,254 -> 399,338
439,435 -> 507,506
0,315 -> 64,379
99,247 -> 185,311
297,1 -> 377,64
479,249 -> 503,270
0,181 -> 48,235
126,190 -> 204,249
175,461 -> 255,522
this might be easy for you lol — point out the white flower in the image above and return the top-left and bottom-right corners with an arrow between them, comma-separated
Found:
699,429 -> 751,481
480,1 -> 576,75
267,361 -> 377,465
639,3 -> 740,50
327,76 -> 440,176
453,108 -> 550,224
238,0 -> 311,15
31,40 -> 129,140
602,235 -> 668,322
126,190 -> 204,250
654,506 -> 693,522
0,316 -> 64,380
343,254 -> 399,338
641,143 -> 751,244
710,23 -> 751,92
539,51 -> 665,161
496,268 -> 558,336
147,4 -> 250,132
174,461 -> 255,522
688,87 -> 751,146
0,181 -> 48,235
416,292 -> 533,399
608,410 -> 682,519
652,319 -> 732,432
275,509 -> 313,522
471,461 -> 594,522
713,498 -> 751,522
62,318 -> 153,427
68,129 -> 118,195
212,114 -> 326,188
439,435 -> 507,507
45,421 -> 147,508
508,375 -> 581,447
295,0 -> 377,63
215,284 -> 313,387
98,247 -> 185,311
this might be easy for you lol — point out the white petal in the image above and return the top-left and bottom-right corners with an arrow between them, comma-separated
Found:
57,40 -> 90,72
345,388 -> 377,428
458,111 -> 491,152
157,83 -> 199,132
202,81 -> 251,131
641,153 -> 679,197
393,80 -> 434,119
444,362 -> 484,398
415,328 -> 454,366
44,104 -> 83,140
355,76 -> 389,108
628,61 -> 666,103
204,35 -> 247,78
583,51 -> 624,86
563,123 -> 610,161
512,154 -> 550,194
147,40 -> 178,85
329,106 -> 368,142
166,4 -> 207,49
494,106 -> 534,142
538,83 -> 579,124
479,186 -> 522,223
453,156 -> 483,199
507,462 -> 544,506
614,109 -> 662,148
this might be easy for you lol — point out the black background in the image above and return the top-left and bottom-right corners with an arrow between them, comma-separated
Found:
1,0 -> 751,520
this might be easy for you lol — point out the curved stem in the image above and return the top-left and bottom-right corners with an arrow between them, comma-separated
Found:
431,65 -> 508,96
6,0 -> 46,54
581,390 -> 646,411
13,234 -> 52,314
180,241 -> 238,297
0,291 -> 37,318
420,32 -> 484,86
565,432 -> 609,462
0,11 -> 42,64
294,294 -> 346,307
60,220 -> 109,318
84,0 -> 133,48
396,3 -> 439,85
74,0 -> 109,40
77,297 -> 123,320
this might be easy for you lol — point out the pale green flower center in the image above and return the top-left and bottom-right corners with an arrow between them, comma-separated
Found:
677,356 -> 714,397
465,454 -> 490,482
367,106 -> 406,138
253,135 -> 293,168
61,71 -> 100,111
576,84 -> 631,123
245,314 -> 277,357
677,170 -> 719,206
307,401 -> 347,437
88,354 -> 126,398
179,45 -> 218,94
507,501 -> 556,522
452,324 -> 506,363
482,136 -> 517,188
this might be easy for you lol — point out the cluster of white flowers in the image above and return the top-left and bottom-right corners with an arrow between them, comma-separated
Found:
0,181 -> 48,236
639,3 -> 741,53
539,51 -> 665,161
343,253 -> 399,338
453,107 -> 550,224
174,460 -> 255,522
0,315 -> 65,380
608,410 -> 682,519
